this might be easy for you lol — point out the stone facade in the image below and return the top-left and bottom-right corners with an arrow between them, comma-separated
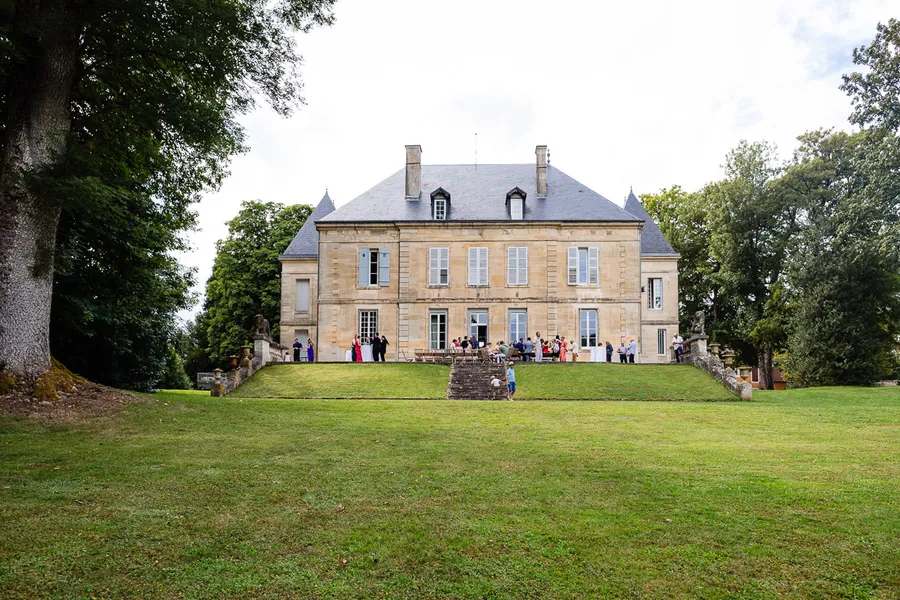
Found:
279,146 -> 680,363
639,255 -> 681,363
279,257 -> 319,347
304,221 -> 675,363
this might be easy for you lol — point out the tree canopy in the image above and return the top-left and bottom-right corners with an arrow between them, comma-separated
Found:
200,200 -> 312,369
0,0 -> 334,385
642,19 -> 900,387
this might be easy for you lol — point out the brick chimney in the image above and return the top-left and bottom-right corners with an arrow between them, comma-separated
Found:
535,145 -> 547,196
405,144 -> 422,198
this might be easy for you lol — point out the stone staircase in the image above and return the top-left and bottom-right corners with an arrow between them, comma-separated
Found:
448,360 -> 507,400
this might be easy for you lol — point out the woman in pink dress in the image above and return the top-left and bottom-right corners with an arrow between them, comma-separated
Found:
354,334 -> 362,362
560,336 -> 568,362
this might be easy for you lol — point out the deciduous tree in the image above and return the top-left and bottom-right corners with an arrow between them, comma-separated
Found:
202,201 -> 312,366
0,0 -> 334,386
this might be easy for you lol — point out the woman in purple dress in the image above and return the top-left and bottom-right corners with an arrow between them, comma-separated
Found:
307,338 -> 315,363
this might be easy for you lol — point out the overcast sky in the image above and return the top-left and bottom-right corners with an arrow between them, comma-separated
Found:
178,0 -> 894,319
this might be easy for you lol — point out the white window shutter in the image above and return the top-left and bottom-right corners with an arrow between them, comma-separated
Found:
589,247 -> 599,285
468,247 -> 477,285
358,248 -> 370,287
568,247 -> 578,285
478,248 -> 488,285
440,248 -> 449,285
507,247 -> 516,284
429,248 -> 438,285
519,247 -> 528,285
378,248 -> 390,286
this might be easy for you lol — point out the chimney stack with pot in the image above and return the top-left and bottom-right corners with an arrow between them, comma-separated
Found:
405,144 -> 422,198
535,145 -> 547,196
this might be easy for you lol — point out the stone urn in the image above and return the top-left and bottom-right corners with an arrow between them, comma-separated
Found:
708,341 -> 721,358
229,355 -> 239,370
720,348 -> 736,369
739,365 -> 752,380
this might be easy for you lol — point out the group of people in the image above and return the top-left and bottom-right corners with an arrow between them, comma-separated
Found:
488,332 -> 573,363
291,338 -> 315,362
608,339 -> 637,363
350,333 -> 389,362
449,336 -> 484,351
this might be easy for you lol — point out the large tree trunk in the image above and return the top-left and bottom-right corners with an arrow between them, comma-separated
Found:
0,0 -> 79,381
758,343 -> 774,391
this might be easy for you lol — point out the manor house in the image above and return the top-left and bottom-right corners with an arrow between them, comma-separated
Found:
279,145 -> 679,363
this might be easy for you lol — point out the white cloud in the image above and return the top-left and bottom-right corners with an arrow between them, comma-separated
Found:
177,0 -> 895,319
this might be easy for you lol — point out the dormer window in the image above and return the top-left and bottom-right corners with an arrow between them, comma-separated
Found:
506,187 -> 527,220
510,197 -> 523,220
430,187 -> 450,220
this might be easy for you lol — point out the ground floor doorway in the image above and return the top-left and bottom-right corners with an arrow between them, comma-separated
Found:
468,309 -> 488,348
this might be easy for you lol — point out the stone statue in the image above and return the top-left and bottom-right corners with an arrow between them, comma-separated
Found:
691,311 -> 706,336
253,314 -> 271,338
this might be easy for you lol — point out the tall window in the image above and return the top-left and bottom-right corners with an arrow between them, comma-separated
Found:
429,310 -> 448,349
295,279 -> 310,312
429,248 -> 449,286
359,248 -> 390,287
433,198 -> 446,220
657,329 -> 666,355
509,309 -> 527,343
507,247 -> 528,285
648,278 -> 663,309
468,247 -> 488,286
568,247 -> 599,285
510,197 -> 524,220
359,310 -> 378,341
580,309 -> 598,348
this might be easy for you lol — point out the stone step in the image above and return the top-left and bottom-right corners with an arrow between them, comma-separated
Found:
447,361 -> 509,400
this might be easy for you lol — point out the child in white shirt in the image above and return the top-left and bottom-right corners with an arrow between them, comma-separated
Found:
489,375 -> 502,400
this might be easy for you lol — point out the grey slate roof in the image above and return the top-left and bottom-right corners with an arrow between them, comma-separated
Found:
281,192 -> 336,257
624,191 -> 678,256
318,164 -> 640,223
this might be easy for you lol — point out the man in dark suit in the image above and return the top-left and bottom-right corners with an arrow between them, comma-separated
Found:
372,333 -> 381,362
379,335 -> 389,362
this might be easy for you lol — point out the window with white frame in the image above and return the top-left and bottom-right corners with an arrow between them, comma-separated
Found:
510,197 -> 524,220
295,279 -> 310,312
428,247 -> 449,286
567,247 -> 599,285
657,329 -> 666,355
507,247 -> 528,285
648,278 -> 663,310
509,309 -> 527,343
468,247 -> 488,286
359,310 -> 378,341
433,198 -> 446,220
580,309 -> 598,348
429,310 -> 448,349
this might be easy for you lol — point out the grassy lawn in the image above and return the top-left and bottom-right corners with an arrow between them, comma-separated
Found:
232,363 -> 450,398
232,363 -> 735,401
514,363 -> 736,400
0,387 -> 898,598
